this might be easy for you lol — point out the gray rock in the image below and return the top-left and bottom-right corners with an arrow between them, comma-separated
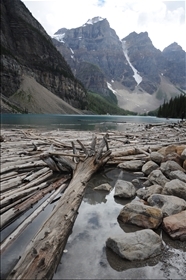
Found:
150,151 -> 164,165
148,170 -> 169,187
160,160 -> 185,178
136,184 -> 162,200
118,202 -> 163,229
169,170 -> 186,183
106,229 -> 163,261
118,160 -> 144,171
94,183 -> 112,192
142,160 -> 159,176
181,148 -> 186,160
162,179 -> 186,200
147,194 -> 186,216
136,188 -> 147,199
114,180 -> 136,198
143,179 -> 152,187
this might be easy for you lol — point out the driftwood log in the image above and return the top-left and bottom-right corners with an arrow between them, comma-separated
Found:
7,134 -> 111,279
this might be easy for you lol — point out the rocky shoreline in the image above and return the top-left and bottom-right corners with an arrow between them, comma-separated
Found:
104,142 -> 186,261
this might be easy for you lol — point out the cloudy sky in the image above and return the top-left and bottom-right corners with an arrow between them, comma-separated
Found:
22,0 -> 186,51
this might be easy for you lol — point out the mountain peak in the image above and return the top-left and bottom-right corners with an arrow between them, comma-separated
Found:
84,17 -> 105,25
163,42 -> 183,52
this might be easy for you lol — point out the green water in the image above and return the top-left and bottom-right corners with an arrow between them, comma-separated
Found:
1,114 -> 179,131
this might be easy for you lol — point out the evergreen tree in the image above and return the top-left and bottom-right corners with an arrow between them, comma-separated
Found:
157,94 -> 186,118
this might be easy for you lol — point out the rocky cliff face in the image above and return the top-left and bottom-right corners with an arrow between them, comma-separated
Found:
53,19 -> 185,101
53,17 -> 135,96
161,43 -> 186,90
122,32 -> 162,94
1,0 -> 88,112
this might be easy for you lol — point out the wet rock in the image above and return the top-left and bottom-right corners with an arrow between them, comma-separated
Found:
142,184 -> 163,200
118,160 -> 144,171
142,160 -> 159,176
162,210 -> 186,241
106,229 -> 163,261
150,151 -> 164,165
94,183 -> 112,192
160,160 -> 185,178
169,170 -> 186,183
147,194 -> 186,217
181,148 -> 186,160
148,170 -> 169,187
114,180 -> 136,198
118,202 -> 163,229
162,179 -> 186,200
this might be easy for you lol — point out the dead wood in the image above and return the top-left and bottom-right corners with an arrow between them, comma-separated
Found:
0,160 -> 47,174
0,176 -> 70,230
0,182 -> 68,254
7,134 -> 111,280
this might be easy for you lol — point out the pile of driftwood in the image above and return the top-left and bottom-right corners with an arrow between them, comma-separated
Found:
1,121 -> 186,279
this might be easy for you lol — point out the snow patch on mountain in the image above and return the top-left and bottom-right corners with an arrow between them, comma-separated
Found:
53,33 -> 65,43
85,17 -> 105,25
122,41 -> 142,85
107,82 -> 117,94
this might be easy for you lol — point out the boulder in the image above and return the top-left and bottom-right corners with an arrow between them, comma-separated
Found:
169,170 -> 186,183
142,160 -> 159,176
160,160 -> 185,178
176,145 -> 186,156
147,194 -> 186,216
148,170 -> 169,187
94,183 -> 112,192
150,151 -> 164,165
163,152 -> 183,167
136,184 -> 163,200
162,179 -> 186,200
106,229 -> 163,261
162,210 -> 186,241
118,160 -> 144,171
118,202 -> 163,229
136,188 -> 147,199
181,148 -> 186,160
114,180 -> 136,198
158,145 -> 177,156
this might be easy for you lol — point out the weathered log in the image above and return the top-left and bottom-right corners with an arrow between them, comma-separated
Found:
0,160 -> 47,174
0,181 -> 49,209
0,192 -> 36,215
0,182 -> 68,254
0,176 -> 70,230
0,175 -> 26,193
7,136 -> 111,280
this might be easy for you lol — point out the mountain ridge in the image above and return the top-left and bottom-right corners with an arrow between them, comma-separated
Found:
52,16 -> 186,113
1,0 -> 88,114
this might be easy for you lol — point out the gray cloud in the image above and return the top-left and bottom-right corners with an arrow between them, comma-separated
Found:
163,1 -> 185,11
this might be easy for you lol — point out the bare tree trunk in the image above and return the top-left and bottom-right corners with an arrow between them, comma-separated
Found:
7,136 -> 111,280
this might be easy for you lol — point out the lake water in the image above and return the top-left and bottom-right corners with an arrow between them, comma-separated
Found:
0,114 -> 180,131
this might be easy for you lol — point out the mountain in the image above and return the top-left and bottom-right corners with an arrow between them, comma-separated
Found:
0,0 -> 87,114
53,17 -> 135,96
53,17 -> 186,113
161,42 -> 186,90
